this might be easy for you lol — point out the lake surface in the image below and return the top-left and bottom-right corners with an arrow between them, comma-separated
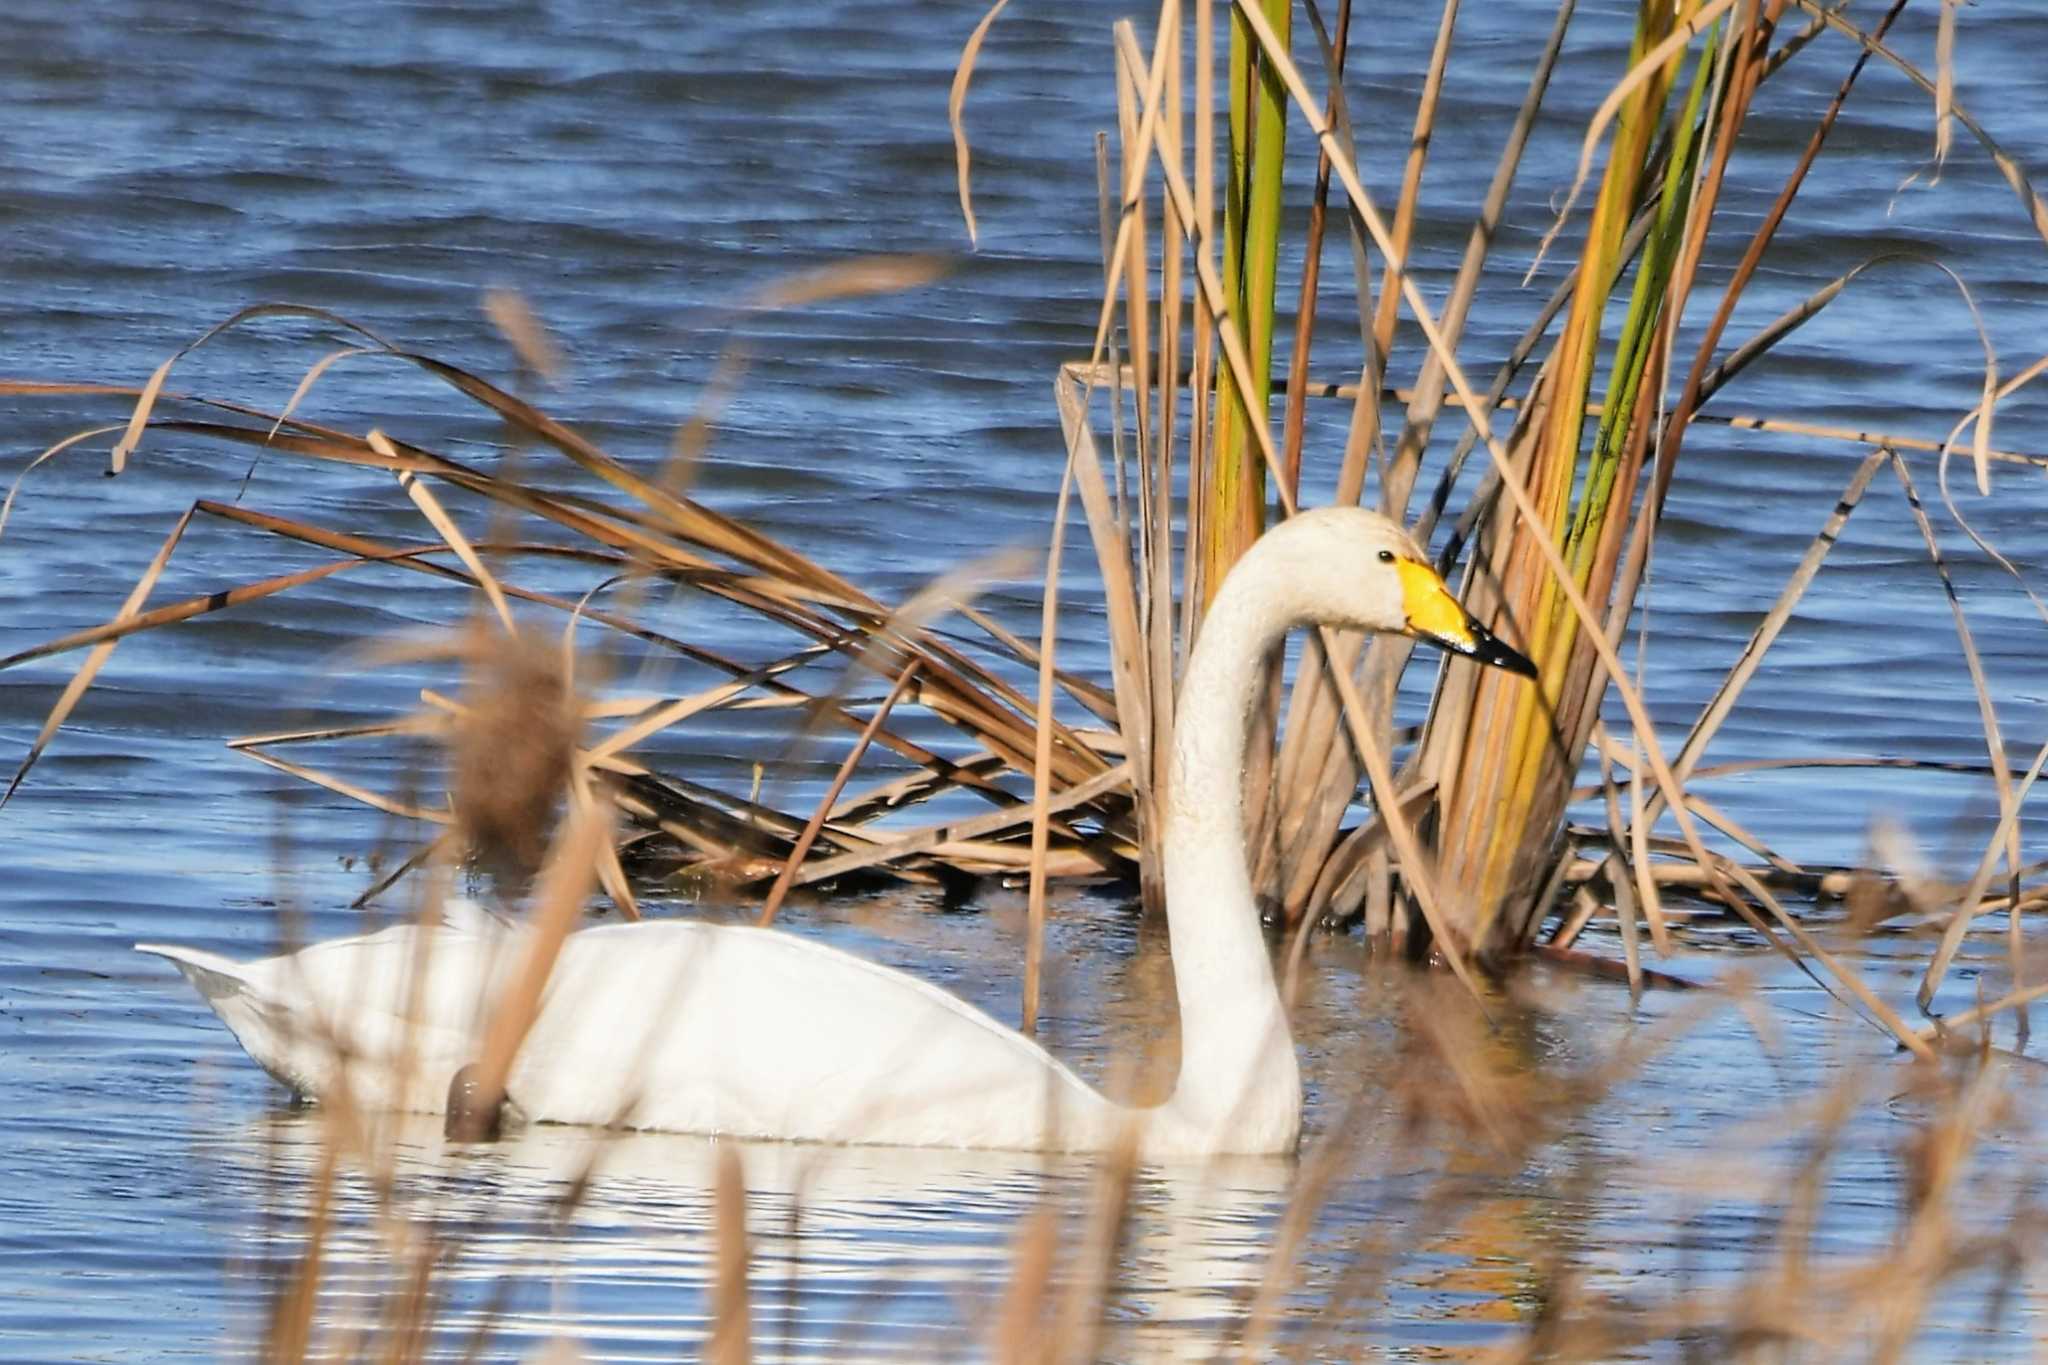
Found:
3,0 -> 2047,1358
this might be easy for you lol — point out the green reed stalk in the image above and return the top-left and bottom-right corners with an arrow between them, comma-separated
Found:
1445,0 -> 1707,947
1202,0 -> 1289,607
1564,24 -> 1718,586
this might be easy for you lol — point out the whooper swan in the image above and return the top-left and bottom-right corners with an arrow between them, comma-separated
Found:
139,506 -> 1535,1156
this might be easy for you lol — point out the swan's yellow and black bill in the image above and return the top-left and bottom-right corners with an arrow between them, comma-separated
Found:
1394,558 -> 1538,679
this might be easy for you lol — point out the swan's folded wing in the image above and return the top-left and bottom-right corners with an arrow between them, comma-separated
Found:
510,922 -> 1115,1149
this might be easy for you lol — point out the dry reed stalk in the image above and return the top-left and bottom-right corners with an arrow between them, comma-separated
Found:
1144,10 -> 1182,911
1185,0 -> 1218,631
989,1208 -> 1059,1364
1275,0 -> 1354,490
757,661 -> 918,927
709,1145 -> 753,1365
1023,412 -> 1085,1034
456,803 -> 608,1138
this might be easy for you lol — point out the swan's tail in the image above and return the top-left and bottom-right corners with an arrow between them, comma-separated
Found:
136,941 -> 312,1098
136,941 -> 258,1004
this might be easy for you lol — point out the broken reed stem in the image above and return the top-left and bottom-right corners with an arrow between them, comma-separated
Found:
756,660 -> 919,927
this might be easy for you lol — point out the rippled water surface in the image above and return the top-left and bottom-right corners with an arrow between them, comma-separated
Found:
4,0 -> 2048,1359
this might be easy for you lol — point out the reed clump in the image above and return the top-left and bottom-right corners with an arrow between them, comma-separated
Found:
952,0 -> 2048,1041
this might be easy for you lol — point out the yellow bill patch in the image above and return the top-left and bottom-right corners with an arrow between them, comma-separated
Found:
1395,558 -> 1476,649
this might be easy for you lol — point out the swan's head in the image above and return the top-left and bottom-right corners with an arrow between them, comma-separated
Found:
1260,507 -> 1537,678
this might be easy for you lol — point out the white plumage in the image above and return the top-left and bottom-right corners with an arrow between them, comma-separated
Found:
140,507 -> 1532,1155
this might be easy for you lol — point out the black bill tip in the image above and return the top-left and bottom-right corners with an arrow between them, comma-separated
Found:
1460,617 -> 1537,679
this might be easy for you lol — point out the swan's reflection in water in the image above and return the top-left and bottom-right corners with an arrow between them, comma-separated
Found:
224,1112 -> 1294,1360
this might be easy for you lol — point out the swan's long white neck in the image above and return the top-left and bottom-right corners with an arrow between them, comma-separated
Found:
1159,544 -> 1303,1143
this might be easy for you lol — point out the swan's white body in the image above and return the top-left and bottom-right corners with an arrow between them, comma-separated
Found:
139,507 -> 1526,1156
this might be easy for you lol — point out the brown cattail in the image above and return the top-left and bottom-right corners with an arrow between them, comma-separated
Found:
451,630 -> 577,894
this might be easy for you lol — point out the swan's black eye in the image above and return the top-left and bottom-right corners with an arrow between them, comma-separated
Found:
1377,549 -> 1395,564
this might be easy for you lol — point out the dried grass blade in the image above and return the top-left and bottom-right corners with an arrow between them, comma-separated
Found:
2,507 -> 195,807
1715,857 -> 1935,1060
385,350 -> 862,597
1626,721 -> 1671,957
109,304 -> 397,472
1023,442 -> 1082,1036
709,1144 -> 752,1365
482,289 -> 564,383
1920,733 -> 2048,1017
228,716 -> 435,749
234,746 -> 447,824
990,1208 -> 1056,1364
749,256 -> 951,312
587,646 -> 829,763
0,425 -> 128,547
1933,0 -> 1958,181
1056,371 -> 1153,791
349,833 -> 452,909
269,348 -> 378,441
376,431 -> 515,633
0,549 -> 373,673
1921,977 -> 2048,1042
948,0 -> 1013,247
1595,721 -> 1667,963
567,766 -> 640,922
1891,450 -> 2023,1011
827,751 -> 1007,825
1675,449 -> 1883,781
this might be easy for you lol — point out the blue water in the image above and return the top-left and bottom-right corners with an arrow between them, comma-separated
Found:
2,0 -> 2047,1357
